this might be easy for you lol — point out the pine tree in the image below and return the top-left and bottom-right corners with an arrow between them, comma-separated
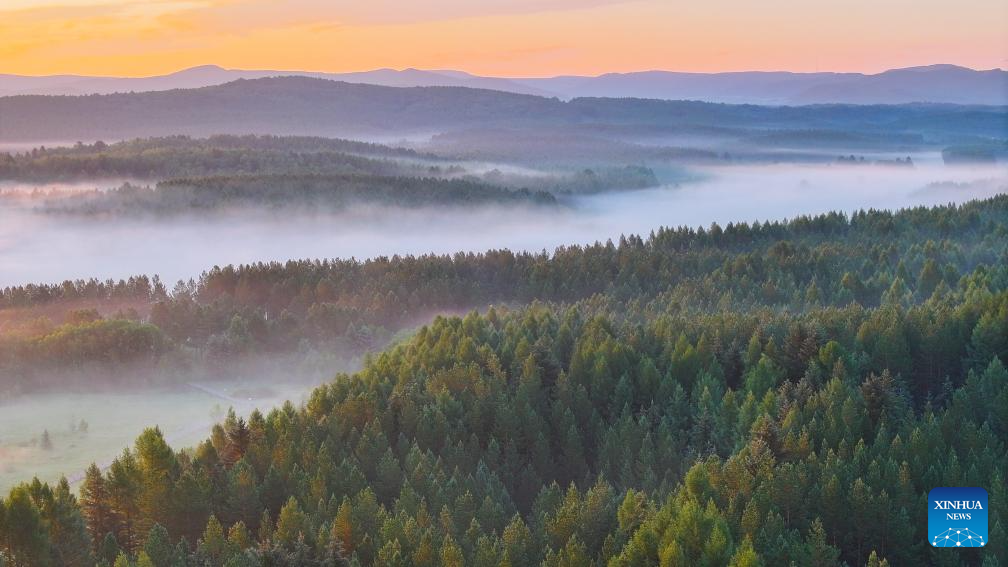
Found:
223,461 -> 261,529
198,515 -> 226,564
227,522 -> 253,553
134,428 -> 176,535
728,537 -> 762,567
274,498 -> 311,549
108,450 -> 143,552
411,530 -> 435,567
331,500 -> 354,555
439,534 -> 464,567
81,463 -> 115,550
221,417 -> 251,467
99,532 -> 122,566
143,524 -> 173,567
50,477 -> 94,567
866,550 -> 890,567
916,259 -> 942,298
136,551 -> 155,567
2,486 -> 51,566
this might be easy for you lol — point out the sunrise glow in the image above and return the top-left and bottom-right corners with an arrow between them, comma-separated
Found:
2,0 -> 1006,77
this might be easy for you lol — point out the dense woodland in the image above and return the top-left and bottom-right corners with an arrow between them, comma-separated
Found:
32,175 -> 555,216
942,142 -> 1008,165
0,136 -> 429,181
0,137 -> 661,215
2,195 -> 1006,394
0,195 -> 1006,565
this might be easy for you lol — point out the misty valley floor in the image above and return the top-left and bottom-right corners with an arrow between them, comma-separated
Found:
0,379 -> 322,494
1,159 -> 1004,287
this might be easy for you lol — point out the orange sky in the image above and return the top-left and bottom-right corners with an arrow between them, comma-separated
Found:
1,0 -> 1006,77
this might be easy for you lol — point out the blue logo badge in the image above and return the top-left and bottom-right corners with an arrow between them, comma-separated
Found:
928,487 -> 988,548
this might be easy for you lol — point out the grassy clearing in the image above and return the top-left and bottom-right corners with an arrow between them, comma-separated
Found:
0,379 -> 318,493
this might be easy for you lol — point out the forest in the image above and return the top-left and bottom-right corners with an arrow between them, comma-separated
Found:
4,194 -> 1005,394
30,175 -> 556,216
2,2 -> 1006,564
1,194 -> 1006,566
0,136 -> 662,216
0,137 -> 425,181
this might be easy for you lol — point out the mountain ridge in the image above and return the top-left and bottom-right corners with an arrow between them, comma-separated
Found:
2,75 -> 1004,143
1,63 -> 1005,105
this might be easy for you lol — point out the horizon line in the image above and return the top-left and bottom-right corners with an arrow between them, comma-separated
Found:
4,62 -> 1003,81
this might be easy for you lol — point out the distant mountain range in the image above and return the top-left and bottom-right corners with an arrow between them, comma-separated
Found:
1,64 -> 1005,105
2,76 -> 1003,144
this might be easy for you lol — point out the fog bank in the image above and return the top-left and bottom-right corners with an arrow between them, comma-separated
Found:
1,162 -> 1004,288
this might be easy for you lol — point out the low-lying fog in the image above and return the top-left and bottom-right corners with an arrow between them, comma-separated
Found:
1,161 -> 1005,288
0,375 -> 324,493
1,157 -> 1005,491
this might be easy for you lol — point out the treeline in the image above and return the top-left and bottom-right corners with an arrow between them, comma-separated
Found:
427,127 -> 721,166
0,136 -> 430,181
2,196 -> 1006,395
547,166 -> 659,194
482,166 -> 660,195
942,141 -> 1008,165
6,195 -> 1005,310
34,174 -> 556,216
747,129 -> 924,149
0,135 -> 662,206
0,289 -> 1005,565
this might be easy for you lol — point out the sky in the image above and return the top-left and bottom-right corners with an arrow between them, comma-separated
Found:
1,0 -> 1006,77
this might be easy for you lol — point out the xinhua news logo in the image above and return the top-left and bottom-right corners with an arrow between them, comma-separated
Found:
928,487 -> 988,548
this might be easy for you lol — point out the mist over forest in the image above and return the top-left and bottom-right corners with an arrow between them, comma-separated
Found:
0,74 -> 1006,567
0,159 -> 1004,287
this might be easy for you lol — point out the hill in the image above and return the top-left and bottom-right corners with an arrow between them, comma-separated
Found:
519,64 -> 1008,105
2,64 -> 1005,105
1,77 -> 1004,143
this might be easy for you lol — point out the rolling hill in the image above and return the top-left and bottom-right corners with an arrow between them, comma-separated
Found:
1,64 -> 1004,105
1,76 -> 1004,143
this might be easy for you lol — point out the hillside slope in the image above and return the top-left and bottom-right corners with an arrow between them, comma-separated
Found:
1,76 -> 1004,142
